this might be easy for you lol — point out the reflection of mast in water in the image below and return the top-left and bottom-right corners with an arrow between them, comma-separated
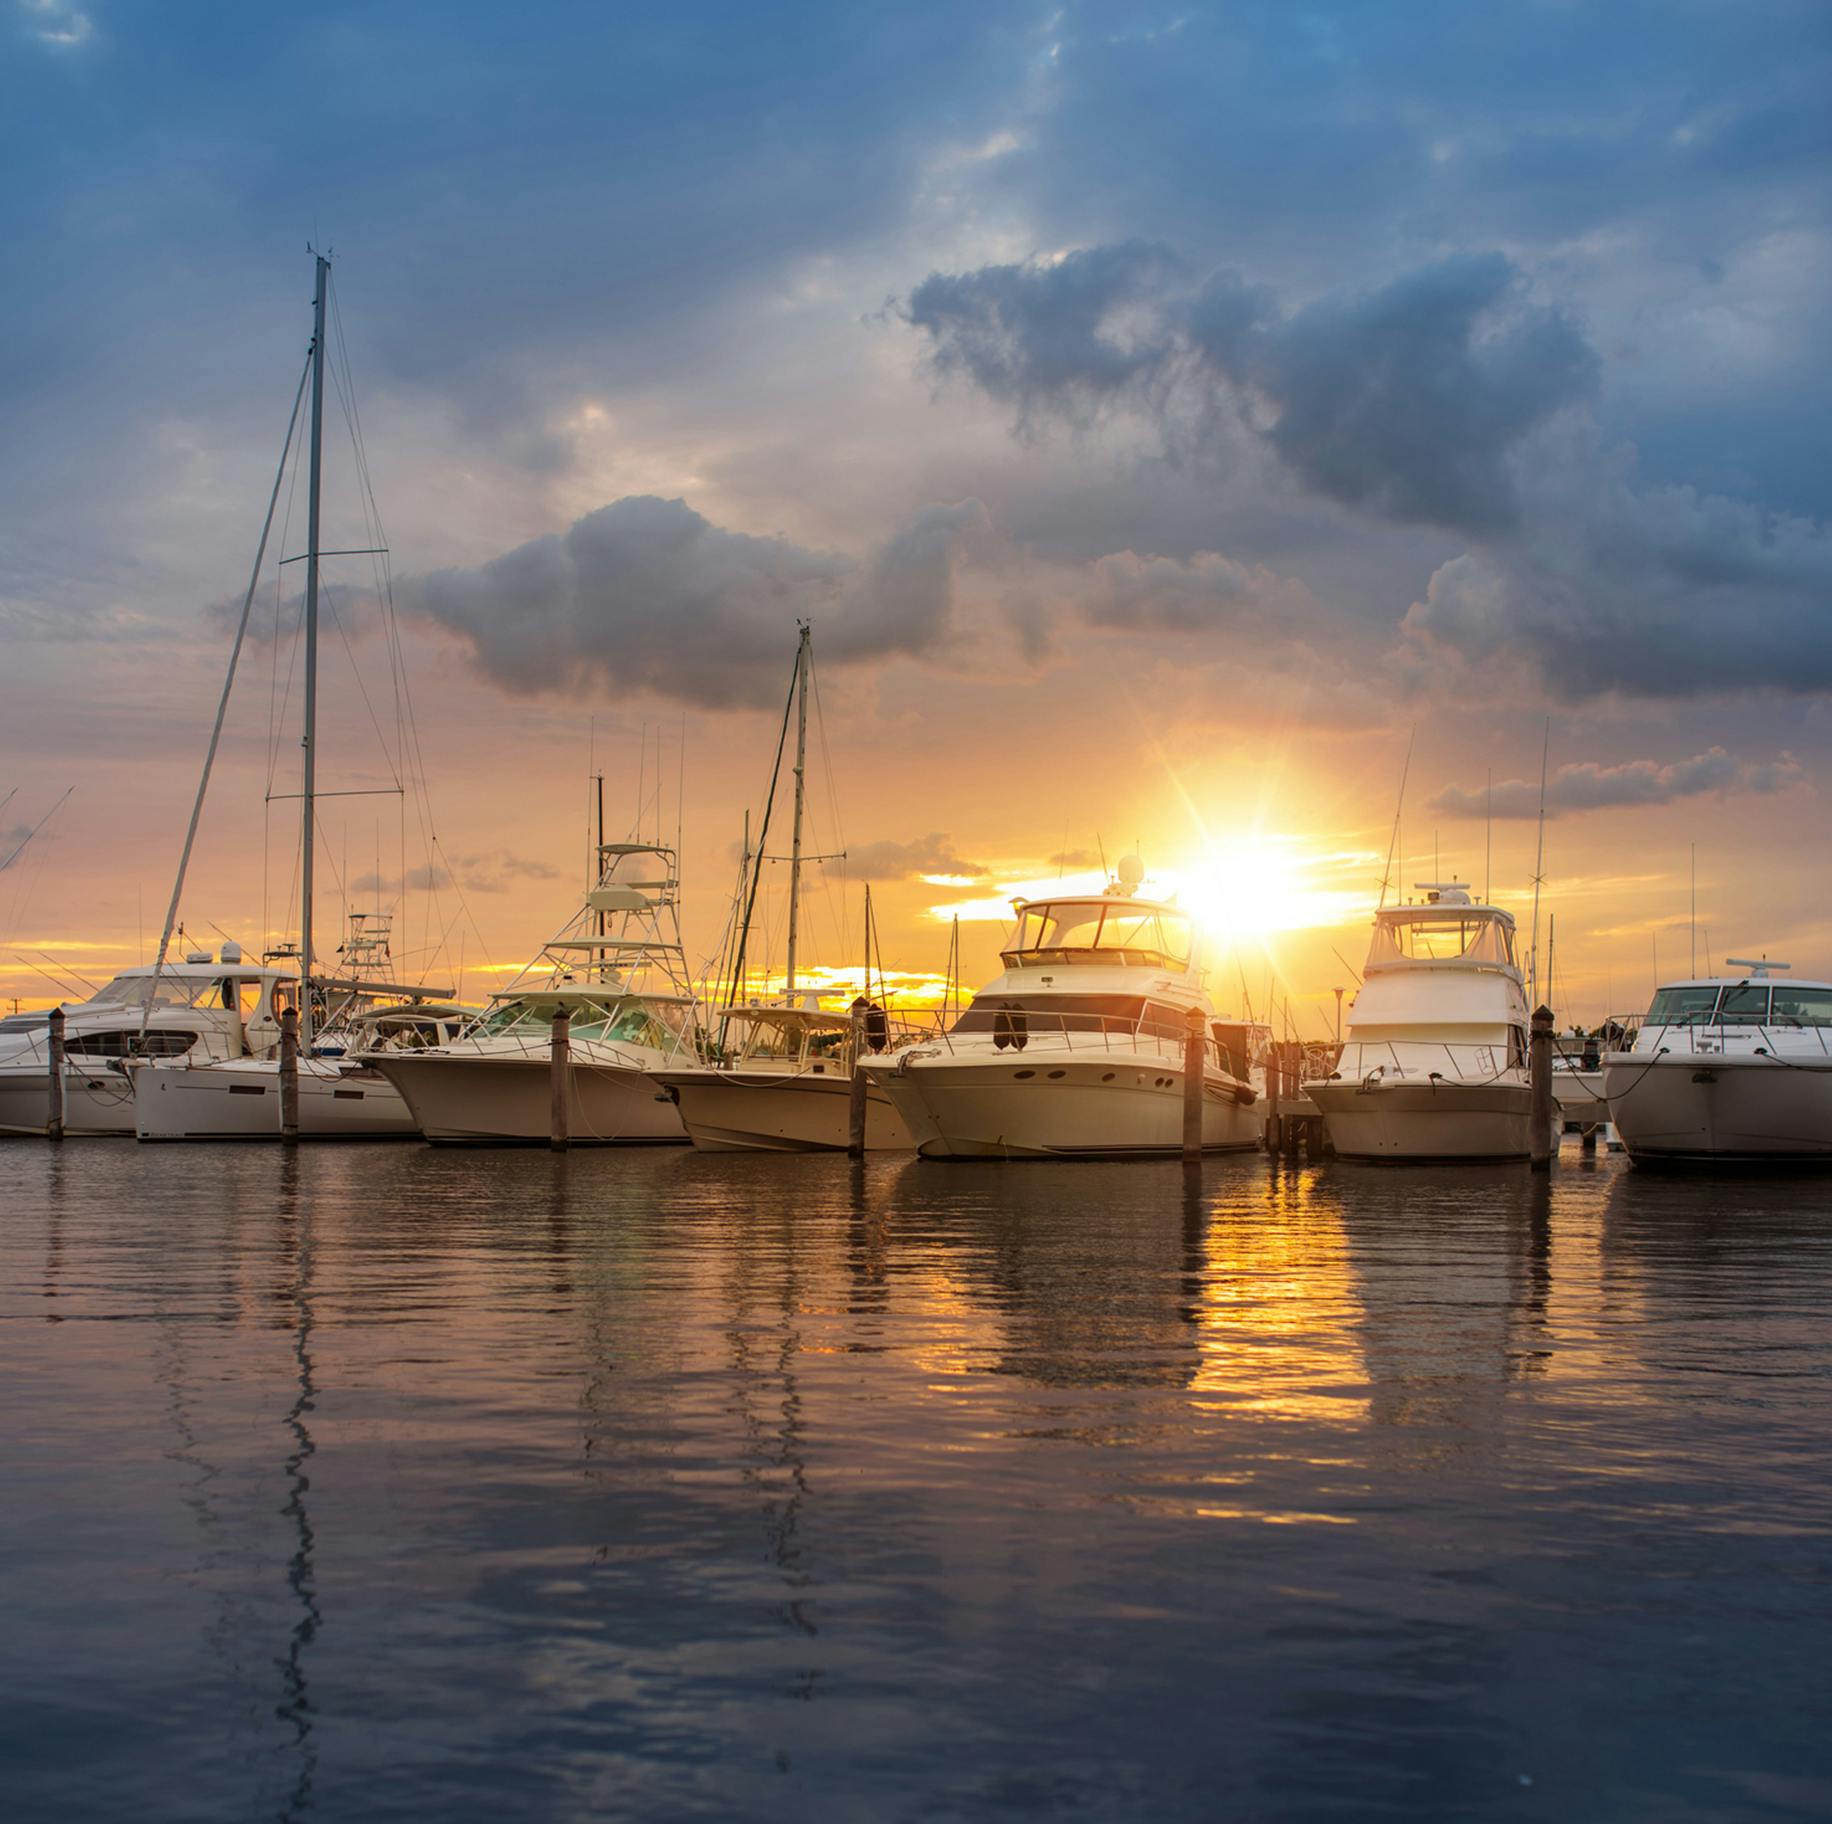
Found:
276,1151 -> 320,1822
722,1205 -> 817,1655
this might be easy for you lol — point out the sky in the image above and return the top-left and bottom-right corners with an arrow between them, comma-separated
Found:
2,0 -> 1829,1033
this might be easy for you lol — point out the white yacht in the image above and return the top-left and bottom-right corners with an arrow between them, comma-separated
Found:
653,1002 -> 914,1152
1603,961 -> 1832,1164
858,857 -> 1267,1159
0,948 -> 291,1137
368,842 -> 698,1145
133,928 -> 473,1140
1309,884 -> 1531,1161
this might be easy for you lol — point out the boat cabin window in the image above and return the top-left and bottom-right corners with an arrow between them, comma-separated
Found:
1770,986 -> 1832,1027
951,994 -> 1189,1042
95,974 -> 219,1009
1004,903 -> 1191,969
1367,914 -> 1516,968
1644,986 -> 1720,1027
64,1029 -> 196,1059
1715,985 -> 1771,1023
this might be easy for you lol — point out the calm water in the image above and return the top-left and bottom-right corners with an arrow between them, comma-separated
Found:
3,1142 -> 1830,1822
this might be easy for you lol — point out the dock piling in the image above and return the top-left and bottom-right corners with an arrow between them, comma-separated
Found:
1529,1003 -> 1555,1171
45,1006 -> 65,1141
1181,1007 -> 1205,1163
279,1004 -> 300,1144
550,1008 -> 571,1152
848,1005 -> 869,1158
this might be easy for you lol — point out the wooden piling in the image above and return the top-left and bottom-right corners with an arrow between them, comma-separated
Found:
1262,1038 -> 1281,1154
550,1007 -> 571,1152
847,1004 -> 869,1158
279,1004 -> 300,1144
1529,1003 -> 1555,1172
1181,1007 -> 1205,1163
1281,1045 -> 1302,1159
45,1005 -> 65,1141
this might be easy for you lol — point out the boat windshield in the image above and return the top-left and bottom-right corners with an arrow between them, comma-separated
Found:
1644,986 -> 1720,1026
1004,903 -> 1191,969
1367,913 -> 1516,968
950,994 -> 1192,1043
478,996 -> 685,1047
91,974 -> 249,1010
1770,986 -> 1832,1027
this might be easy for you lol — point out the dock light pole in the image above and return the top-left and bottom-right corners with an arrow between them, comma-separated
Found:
1529,1004 -> 1555,1171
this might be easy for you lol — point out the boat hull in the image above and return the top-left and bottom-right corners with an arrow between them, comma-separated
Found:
0,1065 -> 139,1137
868,1053 -> 1259,1160
1309,1078 -> 1532,1161
133,1059 -> 418,1140
654,1068 -> 912,1152
1603,1056 -> 1832,1163
371,1054 -> 687,1145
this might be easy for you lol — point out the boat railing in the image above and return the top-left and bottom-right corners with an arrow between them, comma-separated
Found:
1330,1038 -> 1526,1083
887,1007 -> 1254,1079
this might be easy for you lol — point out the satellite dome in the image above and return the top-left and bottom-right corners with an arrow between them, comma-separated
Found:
1116,854 -> 1145,893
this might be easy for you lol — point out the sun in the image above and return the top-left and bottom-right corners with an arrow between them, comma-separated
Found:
1169,837 -> 1362,948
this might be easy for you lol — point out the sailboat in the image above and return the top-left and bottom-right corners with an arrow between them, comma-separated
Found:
650,626 -> 914,1151
130,254 -> 460,1140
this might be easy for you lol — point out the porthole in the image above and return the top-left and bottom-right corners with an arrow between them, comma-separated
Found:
1101,1071 -> 1116,1082
1047,1069 -> 1067,1079
1013,1069 -> 1035,1079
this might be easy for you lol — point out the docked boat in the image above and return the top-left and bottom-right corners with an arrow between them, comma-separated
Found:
0,948 -> 292,1136
133,916 -> 469,1140
653,1003 -> 913,1151
367,842 -> 699,1145
1309,884 -> 1531,1161
650,625 -> 915,1153
858,856 -> 1267,1159
1603,961 -> 1832,1164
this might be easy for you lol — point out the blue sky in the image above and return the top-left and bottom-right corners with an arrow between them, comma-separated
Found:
2,0 -> 1829,1012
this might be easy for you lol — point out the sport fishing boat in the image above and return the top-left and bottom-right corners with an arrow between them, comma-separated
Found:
648,625 -> 915,1152
1309,884 -> 1531,1161
0,946 -> 291,1136
1603,961 -> 1832,1164
858,856 -> 1267,1159
132,917 -> 469,1140
653,1002 -> 913,1151
368,841 -> 699,1144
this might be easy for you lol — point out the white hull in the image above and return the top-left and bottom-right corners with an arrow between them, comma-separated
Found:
133,1059 -> 418,1140
1553,1069 -> 1607,1121
0,1065 -> 139,1136
372,1053 -> 687,1145
1309,1077 -> 1532,1161
1604,1056 -> 1832,1163
656,1069 -> 912,1152
869,1053 -> 1259,1160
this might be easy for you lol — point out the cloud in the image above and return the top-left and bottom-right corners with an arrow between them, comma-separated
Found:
1428,747 -> 1806,819
842,832 -> 989,883
906,246 -> 1595,533
1083,548 -> 1299,632
399,495 -> 987,708
351,851 -> 563,896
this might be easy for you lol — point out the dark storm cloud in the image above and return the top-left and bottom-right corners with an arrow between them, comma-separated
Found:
399,495 -> 986,708
1430,748 -> 1805,819
908,248 -> 1596,534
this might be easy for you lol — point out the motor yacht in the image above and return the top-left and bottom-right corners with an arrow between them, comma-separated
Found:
1603,961 -> 1832,1163
652,1002 -> 914,1151
0,947 -> 291,1136
859,857 -> 1267,1159
368,842 -> 698,1145
1309,884 -> 1531,1161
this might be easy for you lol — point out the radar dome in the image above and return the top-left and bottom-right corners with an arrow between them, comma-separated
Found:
1115,854 -> 1145,892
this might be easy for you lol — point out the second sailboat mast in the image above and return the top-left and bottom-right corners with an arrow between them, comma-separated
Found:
784,623 -> 810,996
299,252 -> 328,1042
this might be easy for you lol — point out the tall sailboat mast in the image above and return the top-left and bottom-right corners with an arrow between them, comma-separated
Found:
784,622 -> 811,996
299,252 -> 329,1042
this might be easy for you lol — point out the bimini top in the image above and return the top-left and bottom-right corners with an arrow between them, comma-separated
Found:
1002,895 -> 1193,973
1365,884 -> 1519,974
